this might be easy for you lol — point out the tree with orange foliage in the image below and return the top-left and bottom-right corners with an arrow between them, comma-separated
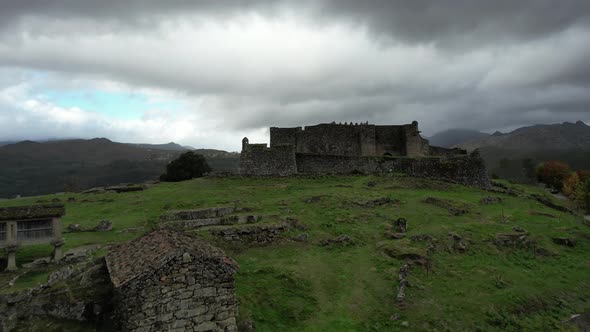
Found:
536,161 -> 571,191
563,172 -> 580,198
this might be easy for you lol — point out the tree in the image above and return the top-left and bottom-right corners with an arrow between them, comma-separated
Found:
160,152 -> 211,182
536,160 -> 571,191
563,172 -> 580,198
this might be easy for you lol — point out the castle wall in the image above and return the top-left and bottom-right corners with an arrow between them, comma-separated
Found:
297,124 -> 363,156
239,144 -> 297,176
270,127 -> 301,148
374,126 -> 406,156
295,153 -> 490,188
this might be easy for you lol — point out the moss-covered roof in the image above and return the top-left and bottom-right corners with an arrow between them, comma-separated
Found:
0,204 -> 65,221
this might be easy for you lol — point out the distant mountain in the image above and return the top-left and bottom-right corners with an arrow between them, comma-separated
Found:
0,138 -> 240,198
0,141 -> 15,147
427,129 -> 489,148
454,121 -> 590,182
133,142 -> 192,151
457,121 -> 590,151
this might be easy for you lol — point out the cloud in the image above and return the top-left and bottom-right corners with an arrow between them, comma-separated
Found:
0,1 -> 589,150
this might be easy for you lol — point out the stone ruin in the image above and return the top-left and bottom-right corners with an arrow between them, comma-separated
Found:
1,229 -> 241,331
240,121 -> 490,188
106,229 -> 239,332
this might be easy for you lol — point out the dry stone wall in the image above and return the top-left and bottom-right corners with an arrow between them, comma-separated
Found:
115,254 -> 238,332
239,144 -> 297,176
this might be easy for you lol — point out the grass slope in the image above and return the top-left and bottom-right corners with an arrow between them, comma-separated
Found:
1,175 -> 589,331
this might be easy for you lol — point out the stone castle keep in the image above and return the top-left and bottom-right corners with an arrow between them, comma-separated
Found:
240,121 -> 490,188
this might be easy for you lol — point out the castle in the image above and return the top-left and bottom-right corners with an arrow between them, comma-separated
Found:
240,121 -> 490,188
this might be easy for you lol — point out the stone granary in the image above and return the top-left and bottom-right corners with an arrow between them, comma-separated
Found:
106,229 -> 239,332
0,204 -> 65,271
240,121 -> 490,188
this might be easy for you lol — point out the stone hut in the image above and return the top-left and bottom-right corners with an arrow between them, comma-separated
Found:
105,230 -> 239,332
0,204 -> 65,271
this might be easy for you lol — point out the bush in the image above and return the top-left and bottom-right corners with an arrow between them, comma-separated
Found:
536,161 -> 571,191
160,151 -> 211,182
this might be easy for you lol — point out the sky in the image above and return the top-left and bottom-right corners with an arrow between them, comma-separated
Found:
0,1 -> 589,151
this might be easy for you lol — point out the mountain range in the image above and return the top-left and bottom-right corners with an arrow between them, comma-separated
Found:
0,139 -> 239,198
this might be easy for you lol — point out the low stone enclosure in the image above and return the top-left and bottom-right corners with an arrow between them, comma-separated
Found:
0,204 -> 65,271
240,122 -> 490,188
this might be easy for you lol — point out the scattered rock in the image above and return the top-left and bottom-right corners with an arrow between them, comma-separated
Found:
238,319 -> 256,332
396,264 -> 410,303
535,247 -> 555,257
210,223 -> 288,244
410,234 -> 434,242
67,223 -> 87,232
480,196 -> 503,205
530,194 -> 573,214
512,226 -> 526,233
567,312 -> 590,332
448,232 -> 467,253
528,210 -> 557,218
292,233 -> 309,242
389,313 -> 400,321
423,197 -> 468,216
552,237 -> 576,247
394,218 -> 408,233
304,196 -> 323,203
22,257 -> 52,269
367,181 -> 377,188
320,235 -> 353,247
494,233 -> 534,248
51,198 -> 61,203
67,197 -> 76,202
385,231 -> 405,240
355,197 -> 399,208
284,217 -> 308,230
93,220 -> 113,232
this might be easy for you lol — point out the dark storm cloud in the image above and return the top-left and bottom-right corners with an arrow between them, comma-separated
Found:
0,0 -> 589,149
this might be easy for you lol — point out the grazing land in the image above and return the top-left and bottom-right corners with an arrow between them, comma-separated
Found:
1,175 -> 589,331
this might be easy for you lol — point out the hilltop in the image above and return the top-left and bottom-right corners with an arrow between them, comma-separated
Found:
427,129 -> 489,148
1,175 -> 588,331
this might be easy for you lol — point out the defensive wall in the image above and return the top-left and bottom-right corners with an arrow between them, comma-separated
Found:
240,122 -> 489,188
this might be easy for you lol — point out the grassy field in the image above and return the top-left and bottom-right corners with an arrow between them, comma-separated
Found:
1,175 -> 589,331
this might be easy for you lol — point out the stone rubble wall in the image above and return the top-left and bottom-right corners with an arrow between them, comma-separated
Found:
162,215 -> 260,231
116,254 -> 238,332
295,153 -> 490,188
209,223 -> 289,244
160,207 -> 236,222
0,258 -> 113,332
239,144 -> 297,176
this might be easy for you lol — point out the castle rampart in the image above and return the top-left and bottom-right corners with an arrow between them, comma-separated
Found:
240,122 -> 489,188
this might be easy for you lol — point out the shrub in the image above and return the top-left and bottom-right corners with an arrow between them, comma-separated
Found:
536,161 -> 571,190
160,151 -> 211,182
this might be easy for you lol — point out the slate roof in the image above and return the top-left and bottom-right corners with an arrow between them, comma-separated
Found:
105,229 -> 238,288
0,204 -> 65,221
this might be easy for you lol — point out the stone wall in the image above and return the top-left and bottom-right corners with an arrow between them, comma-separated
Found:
115,254 -> 238,332
239,143 -> 297,176
0,258 -> 113,332
429,146 -> 468,157
295,152 -> 490,188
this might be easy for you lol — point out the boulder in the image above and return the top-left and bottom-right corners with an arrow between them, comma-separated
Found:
394,218 -> 408,233
93,220 -> 113,232
552,237 -> 576,247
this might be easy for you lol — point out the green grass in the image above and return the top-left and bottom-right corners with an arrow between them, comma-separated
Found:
1,175 -> 589,331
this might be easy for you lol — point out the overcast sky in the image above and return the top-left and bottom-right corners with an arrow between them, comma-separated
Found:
1,1 -> 589,151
